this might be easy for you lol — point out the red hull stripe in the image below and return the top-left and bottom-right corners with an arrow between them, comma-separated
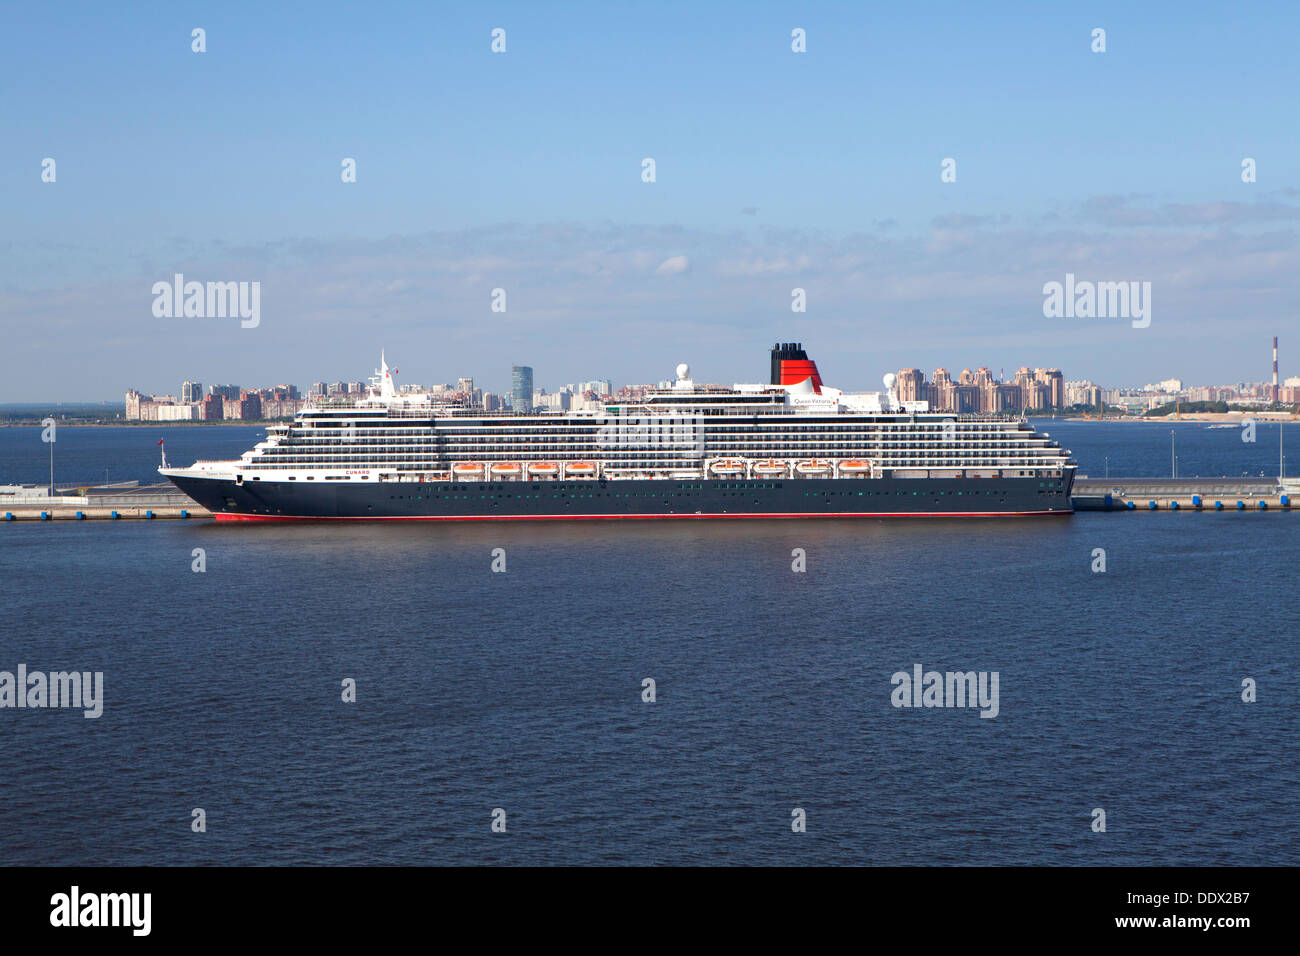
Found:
214,510 -> 1069,522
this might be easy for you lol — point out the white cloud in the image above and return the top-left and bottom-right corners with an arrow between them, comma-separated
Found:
654,255 -> 689,276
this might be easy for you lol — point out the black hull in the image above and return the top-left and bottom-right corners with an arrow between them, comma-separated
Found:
165,474 -> 1074,520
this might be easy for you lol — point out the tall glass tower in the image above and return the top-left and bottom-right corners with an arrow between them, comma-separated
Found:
511,365 -> 533,413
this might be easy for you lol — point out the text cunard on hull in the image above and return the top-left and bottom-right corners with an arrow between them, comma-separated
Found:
160,344 -> 1077,520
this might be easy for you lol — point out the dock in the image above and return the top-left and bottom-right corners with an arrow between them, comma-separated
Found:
1072,477 -> 1295,512
2,483 -> 210,520
3,478 -> 1295,520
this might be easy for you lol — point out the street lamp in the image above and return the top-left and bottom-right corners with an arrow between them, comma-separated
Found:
1170,429 -> 1176,478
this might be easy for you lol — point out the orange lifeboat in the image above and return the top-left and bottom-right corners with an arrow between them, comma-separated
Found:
527,461 -> 559,477
752,459 -> 789,476
452,462 -> 484,476
795,459 -> 832,475
490,462 -> 522,477
839,459 -> 874,475
710,458 -> 746,475
565,461 -> 597,477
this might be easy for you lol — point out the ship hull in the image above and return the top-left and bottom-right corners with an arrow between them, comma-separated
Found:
165,473 -> 1074,520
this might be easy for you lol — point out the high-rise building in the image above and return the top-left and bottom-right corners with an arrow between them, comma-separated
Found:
181,381 -> 203,403
512,365 -> 533,413
895,369 -> 926,403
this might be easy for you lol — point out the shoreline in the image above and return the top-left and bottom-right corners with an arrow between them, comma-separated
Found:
1062,413 -> 1297,423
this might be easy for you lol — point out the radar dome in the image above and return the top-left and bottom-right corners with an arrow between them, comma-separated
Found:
883,373 -> 896,390
676,363 -> 690,380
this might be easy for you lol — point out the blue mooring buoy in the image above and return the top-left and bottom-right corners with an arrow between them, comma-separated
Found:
1214,500 -> 1224,510
1236,500 -> 1245,510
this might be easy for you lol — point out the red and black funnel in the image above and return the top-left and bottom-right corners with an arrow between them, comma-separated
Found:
770,342 -> 822,393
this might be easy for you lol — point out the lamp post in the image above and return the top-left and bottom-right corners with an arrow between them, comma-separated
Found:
1170,429 -> 1176,478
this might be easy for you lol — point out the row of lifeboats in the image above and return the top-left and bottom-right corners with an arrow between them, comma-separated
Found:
444,458 -> 875,480
451,461 -> 597,478
711,458 -> 875,476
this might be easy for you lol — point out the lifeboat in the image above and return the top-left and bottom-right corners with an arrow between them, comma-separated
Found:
752,459 -> 789,476
839,459 -> 874,475
795,459 -> 832,475
452,462 -> 484,476
710,458 -> 746,475
565,461 -> 597,477
527,461 -> 559,477
490,462 -> 522,477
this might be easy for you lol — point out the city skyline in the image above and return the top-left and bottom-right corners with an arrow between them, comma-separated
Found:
108,347 -> 1300,422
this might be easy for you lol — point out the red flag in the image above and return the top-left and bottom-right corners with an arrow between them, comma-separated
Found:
157,438 -> 164,445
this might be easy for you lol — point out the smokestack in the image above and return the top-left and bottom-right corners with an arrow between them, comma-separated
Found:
1273,336 -> 1279,402
769,342 -> 822,392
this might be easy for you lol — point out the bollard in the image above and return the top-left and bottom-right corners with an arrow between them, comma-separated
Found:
1148,500 -> 1158,510
1236,500 -> 1245,510
1214,501 -> 1223,510
76,511 -> 85,519
180,509 -> 189,518
1171,500 -> 1180,510
145,510 -> 154,519
1258,500 -> 1268,510
40,511 -> 50,520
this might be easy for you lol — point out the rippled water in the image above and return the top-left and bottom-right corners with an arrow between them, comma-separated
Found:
0,423 -> 1296,864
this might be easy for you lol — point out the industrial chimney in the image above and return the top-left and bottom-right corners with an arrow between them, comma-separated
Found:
1273,337 -> 1279,403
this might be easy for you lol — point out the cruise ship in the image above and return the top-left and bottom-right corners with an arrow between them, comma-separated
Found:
161,343 -> 1076,520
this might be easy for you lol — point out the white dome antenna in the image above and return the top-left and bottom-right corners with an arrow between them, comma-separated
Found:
883,372 -> 896,392
676,363 -> 690,381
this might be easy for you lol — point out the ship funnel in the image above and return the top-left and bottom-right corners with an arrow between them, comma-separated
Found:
770,342 -> 822,393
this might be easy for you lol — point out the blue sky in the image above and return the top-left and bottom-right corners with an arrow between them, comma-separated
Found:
2,1 -> 1298,399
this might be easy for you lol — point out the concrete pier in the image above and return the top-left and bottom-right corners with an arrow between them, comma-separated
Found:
3,478 -> 1294,520
1072,477 -> 1293,512
2,483 -> 210,520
